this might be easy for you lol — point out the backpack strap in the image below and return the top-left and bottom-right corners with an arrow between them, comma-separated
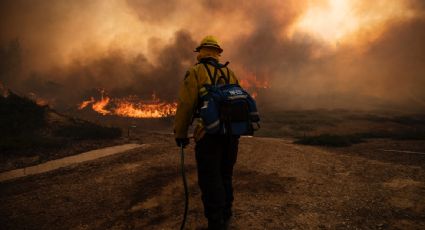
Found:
201,60 -> 231,85
213,67 -> 218,84
203,63 -> 216,85
217,67 -> 230,84
226,67 -> 231,84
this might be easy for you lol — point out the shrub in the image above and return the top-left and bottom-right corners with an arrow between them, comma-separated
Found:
54,121 -> 122,140
0,92 -> 46,136
0,134 -> 64,155
295,134 -> 364,147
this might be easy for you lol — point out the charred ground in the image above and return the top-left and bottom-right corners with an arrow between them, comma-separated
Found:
0,92 -> 123,172
1,108 -> 425,229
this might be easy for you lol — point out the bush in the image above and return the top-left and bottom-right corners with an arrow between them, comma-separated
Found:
295,129 -> 425,147
295,134 -> 364,147
0,134 -> 64,154
389,130 -> 425,140
0,91 -> 123,157
0,92 -> 46,136
54,121 -> 122,140
391,115 -> 425,125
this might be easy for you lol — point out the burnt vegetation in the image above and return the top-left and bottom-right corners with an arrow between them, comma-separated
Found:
0,91 -> 122,156
295,129 -> 425,147
53,120 -> 122,140
294,134 -> 364,147
256,109 -> 425,147
0,92 -> 46,135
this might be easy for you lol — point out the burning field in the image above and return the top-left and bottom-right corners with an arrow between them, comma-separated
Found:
1,0 -> 425,113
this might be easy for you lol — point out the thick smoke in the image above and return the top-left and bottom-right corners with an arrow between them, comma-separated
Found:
225,0 -> 425,111
1,0 -> 425,112
18,30 -> 195,108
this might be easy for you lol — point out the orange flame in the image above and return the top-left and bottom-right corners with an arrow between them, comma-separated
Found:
236,67 -> 270,99
78,97 -> 95,109
239,79 -> 270,90
35,98 -> 49,106
27,92 -> 50,106
78,90 -> 177,118
92,96 -> 111,115
114,100 -> 177,118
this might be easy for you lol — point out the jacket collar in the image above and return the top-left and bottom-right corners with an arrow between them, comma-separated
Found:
199,57 -> 229,68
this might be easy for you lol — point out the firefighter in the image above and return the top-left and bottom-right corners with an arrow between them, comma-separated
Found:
174,35 -> 239,230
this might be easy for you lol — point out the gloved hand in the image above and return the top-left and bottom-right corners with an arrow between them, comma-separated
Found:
175,138 -> 189,148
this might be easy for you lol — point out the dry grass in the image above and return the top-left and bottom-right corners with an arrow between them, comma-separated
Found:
256,109 -> 425,146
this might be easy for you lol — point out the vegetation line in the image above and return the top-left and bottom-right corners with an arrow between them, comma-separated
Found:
379,149 -> 425,155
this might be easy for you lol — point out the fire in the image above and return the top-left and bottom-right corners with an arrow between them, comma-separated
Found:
114,100 -> 177,118
27,92 -> 50,106
239,78 -> 270,90
92,96 -> 111,115
236,68 -> 270,99
35,98 -> 49,106
78,90 -> 177,118
78,97 -> 95,110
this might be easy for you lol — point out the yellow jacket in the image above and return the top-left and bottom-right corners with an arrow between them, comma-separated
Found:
174,58 -> 239,139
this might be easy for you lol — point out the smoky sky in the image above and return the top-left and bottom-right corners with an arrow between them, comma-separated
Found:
1,0 -> 425,112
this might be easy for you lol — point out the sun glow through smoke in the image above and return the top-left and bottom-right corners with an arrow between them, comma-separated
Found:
292,0 -> 415,45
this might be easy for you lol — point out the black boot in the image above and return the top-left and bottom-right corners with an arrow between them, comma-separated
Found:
208,213 -> 225,230
224,219 -> 232,230
208,221 -> 225,230
223,207 -> 232,230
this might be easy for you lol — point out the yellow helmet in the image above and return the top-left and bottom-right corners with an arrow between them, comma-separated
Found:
194,35 -> 223,53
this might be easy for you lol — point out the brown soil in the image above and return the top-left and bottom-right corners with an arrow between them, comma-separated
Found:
0,138 -> 127,173
1,134 -> 424,229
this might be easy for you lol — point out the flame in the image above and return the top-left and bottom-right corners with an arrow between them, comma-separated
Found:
78,90 -> 177,118
237,67 -> 270,89
114,100 -> 177,118
92,96 -> 111,115
239,78 -> 270,90
35,98 -> 49,106
78,97 -> 95,109
236,67 -> 270,99
27,92 -> 50,106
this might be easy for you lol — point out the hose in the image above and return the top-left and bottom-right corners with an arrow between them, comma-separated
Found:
180,145 -> 189,230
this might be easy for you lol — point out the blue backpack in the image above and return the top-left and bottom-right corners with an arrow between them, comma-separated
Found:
198,61 -> 260,136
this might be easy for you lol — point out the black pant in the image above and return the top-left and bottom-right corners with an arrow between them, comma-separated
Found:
195,134 -> 239,223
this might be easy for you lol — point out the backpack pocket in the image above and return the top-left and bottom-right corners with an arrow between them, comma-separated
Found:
220,100 -> 252,135
199,97 -> 221,134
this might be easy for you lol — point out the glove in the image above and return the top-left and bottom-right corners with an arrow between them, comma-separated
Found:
175,138 -> 189,148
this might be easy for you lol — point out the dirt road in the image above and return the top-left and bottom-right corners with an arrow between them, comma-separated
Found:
0,144 -> 143,182
1,135 -> 424,229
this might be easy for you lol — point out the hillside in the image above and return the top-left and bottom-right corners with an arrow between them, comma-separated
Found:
0,91 -> 123,172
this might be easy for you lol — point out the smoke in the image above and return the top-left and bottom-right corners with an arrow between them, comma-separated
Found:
1,0 -> 424,112
222,0 -> 425,111
18,30 -> 196,107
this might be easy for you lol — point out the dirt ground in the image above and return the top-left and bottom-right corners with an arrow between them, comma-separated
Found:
1,133 -> 424,229
0,139 -> 127,173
